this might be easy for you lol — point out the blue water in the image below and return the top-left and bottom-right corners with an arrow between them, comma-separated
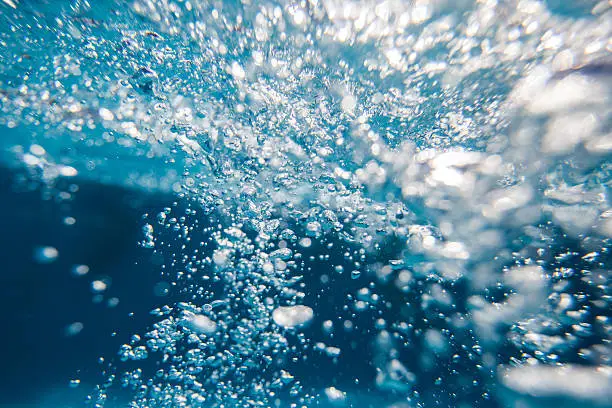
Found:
0,0 -> 611,407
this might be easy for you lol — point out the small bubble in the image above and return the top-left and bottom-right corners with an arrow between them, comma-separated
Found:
98,108 -> 114,121
324,386 -> 346,404
59,166 -> 78,177
185,314 -> 217,335
272,305 -> 314,328
72,264 -> 90,276
212,249 -> 230,266
341,94 -> 357,114
323,320 -> 334,334
91,280 -> 108,293
231,61 -> 246,81
65,322 -> 84,336
299,237 -> 312,248
29,144 -> 46,156
34,246 -> 59,263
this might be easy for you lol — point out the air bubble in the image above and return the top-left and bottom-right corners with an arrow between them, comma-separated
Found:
34,246 -> 58,263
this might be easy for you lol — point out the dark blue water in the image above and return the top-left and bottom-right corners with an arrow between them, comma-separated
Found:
0,166 -> 488,407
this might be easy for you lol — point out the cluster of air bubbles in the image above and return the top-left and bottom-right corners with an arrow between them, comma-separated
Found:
1,0 -> 611,406
140,223 -> 155,249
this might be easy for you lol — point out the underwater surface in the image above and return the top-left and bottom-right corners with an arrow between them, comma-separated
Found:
0,0 -> 611,407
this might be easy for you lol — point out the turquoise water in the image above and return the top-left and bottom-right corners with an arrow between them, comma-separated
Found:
0,0 -> 611,407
